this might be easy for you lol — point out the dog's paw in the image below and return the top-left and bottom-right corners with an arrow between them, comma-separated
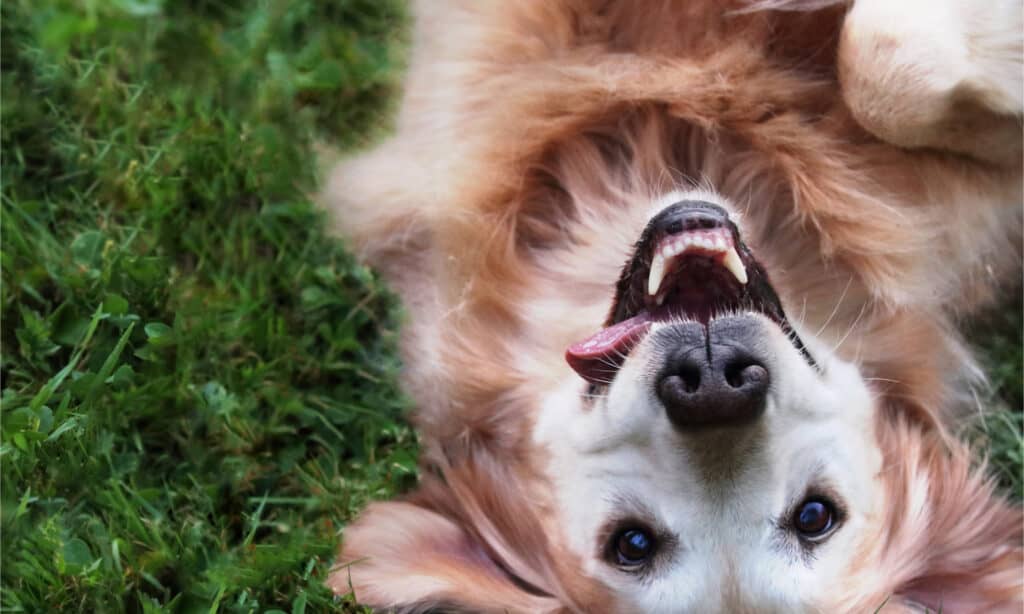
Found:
838,0 -> 1022,164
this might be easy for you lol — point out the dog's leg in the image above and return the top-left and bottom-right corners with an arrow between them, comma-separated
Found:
838,0 -> 1022,164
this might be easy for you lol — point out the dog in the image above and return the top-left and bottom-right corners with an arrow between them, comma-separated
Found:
322,1 -> 1022,611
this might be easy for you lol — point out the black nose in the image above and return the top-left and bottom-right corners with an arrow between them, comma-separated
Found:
651,201 -> 730,236
655,320 -> 770,429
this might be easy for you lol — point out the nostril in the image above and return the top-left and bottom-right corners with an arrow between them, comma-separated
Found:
724,361 -> 741,388
665,219 -> 684,235
724,359 -> 767,389
680,364 -> 701,392
658,365 -> 701,407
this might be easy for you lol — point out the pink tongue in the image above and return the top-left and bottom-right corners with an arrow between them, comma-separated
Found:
565,312 -> 653,384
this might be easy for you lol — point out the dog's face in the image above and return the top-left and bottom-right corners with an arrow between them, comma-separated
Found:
535,198 -> 885,611
331,190 -> 1020,613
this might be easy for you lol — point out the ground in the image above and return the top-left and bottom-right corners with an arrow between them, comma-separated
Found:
1,2 -> 1020,612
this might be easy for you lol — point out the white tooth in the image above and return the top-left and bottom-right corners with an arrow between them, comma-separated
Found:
722,247 -> 748,284
648,254 -> 667,295
656,292 -> 666,306
661,245 -> 673,258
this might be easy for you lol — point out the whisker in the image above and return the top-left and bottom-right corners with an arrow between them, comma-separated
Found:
830,302 -> 867,356
815,276 -> 853,338
864,377 -> 902,384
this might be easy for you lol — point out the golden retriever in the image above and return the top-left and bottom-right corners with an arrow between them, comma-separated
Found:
322,1 -> 1022,611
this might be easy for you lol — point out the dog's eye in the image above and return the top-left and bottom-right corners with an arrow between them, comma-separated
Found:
793,498 -> 835,538
612,528 -> 656,567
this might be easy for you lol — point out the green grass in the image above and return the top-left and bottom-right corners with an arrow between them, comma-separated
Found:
0,1 -> 1020,612
2,1 -> 412,611
965,293 -> 1024,500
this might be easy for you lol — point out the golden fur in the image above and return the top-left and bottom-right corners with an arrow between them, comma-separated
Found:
322,1 -> 1022,611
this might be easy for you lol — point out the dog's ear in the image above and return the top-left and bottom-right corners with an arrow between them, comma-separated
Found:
894,488 -> 1022,612
878,415 -> 1023,612
327,500 -> 560,613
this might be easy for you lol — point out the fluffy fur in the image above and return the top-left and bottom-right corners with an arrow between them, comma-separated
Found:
322,1 -> 1022,611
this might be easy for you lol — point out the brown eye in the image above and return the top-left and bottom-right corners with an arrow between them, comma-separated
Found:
793,499 -> 834,537
614,528 -> 656,566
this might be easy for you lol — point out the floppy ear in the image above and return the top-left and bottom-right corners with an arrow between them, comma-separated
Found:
895,479 -> 1022,612
327,500 -> 561,613
877,414 -> 1023,612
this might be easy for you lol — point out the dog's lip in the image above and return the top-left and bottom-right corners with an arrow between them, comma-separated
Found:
566,217 -> 814,385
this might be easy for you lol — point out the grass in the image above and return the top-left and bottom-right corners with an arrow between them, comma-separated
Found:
2,1 -> 412,611
0,1 -> 1020,612
965,294 -> 1024,500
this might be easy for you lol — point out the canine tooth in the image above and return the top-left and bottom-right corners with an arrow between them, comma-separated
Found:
722,247 -> 748,284
648,254 -> 667,295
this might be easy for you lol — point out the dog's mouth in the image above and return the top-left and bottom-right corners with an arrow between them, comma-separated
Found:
566,203 -> 813,385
